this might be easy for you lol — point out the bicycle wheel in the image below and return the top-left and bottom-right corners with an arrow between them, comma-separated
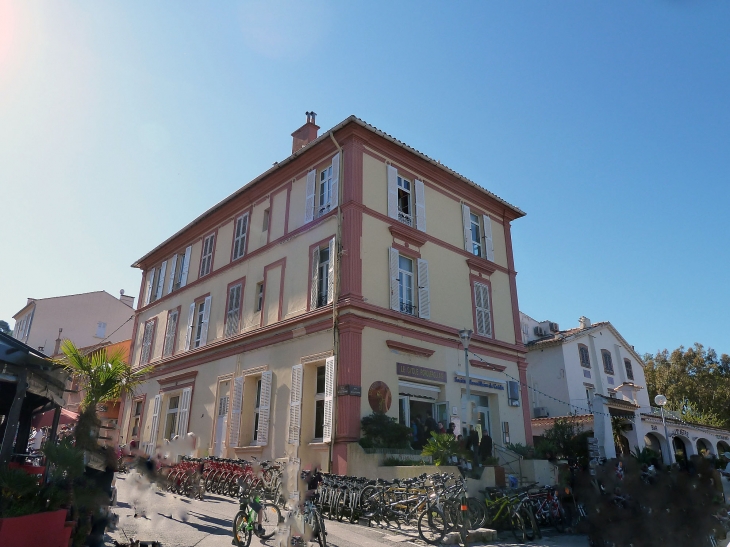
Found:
313,510 -> 327,547
510,510 -> 526,544
359,486 -> 379,517
521,505 -> 540,541
232,511 -> 253,547
258,503 -> 281,540
328,491 -> 340,520
551,504 -> 566,533
467,497 -> 486,529
418,507 -> 447,545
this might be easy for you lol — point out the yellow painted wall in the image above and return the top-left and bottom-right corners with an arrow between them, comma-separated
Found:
269,189 -> 287,241
288,175 -> 306,233
214,221 -> 233,270
264,265 -> 282,326
362,152 -> 387,215
248,198 -> 270,254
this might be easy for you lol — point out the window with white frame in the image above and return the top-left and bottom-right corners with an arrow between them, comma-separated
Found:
387,165 -> 425,231
624,359 -> 634,381
311,238 -> 335,309
140,319 -> 155,364
388,248 -> 430,319
578,344 -> 591,368
163,395 -> 179,440
131,400 -> 143,438
461,204 -> 494,261
396,176 -> 413,227
162,310 -> 179,357
318,165 -> 333,217
193,300 -> 207,348
184,295 -> 211,351
199,234 -> 215,277
255,282 -> 264,312
169,246 -> 192,293
314,365 -> 326,440
232,213 -> 249,261
601,350 -> 614,375
469,213 -> 483,257
253,378 -> 262,442
473,282 -> 493,338
225,283 -> 242,337
96,322 -> 107,339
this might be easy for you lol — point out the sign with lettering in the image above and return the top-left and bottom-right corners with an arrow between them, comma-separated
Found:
453,375 -> 505,391
716,434 -> 729,441
337,385 -> 362,396
397,363 -> 447,383
672,429 -> 689,438
651,425 -> 658,431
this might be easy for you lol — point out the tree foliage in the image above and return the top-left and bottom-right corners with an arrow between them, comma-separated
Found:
421,432 -> 471,465
643,344 -> 730,428
359,412 -> 413,449
0,320 -> 11,334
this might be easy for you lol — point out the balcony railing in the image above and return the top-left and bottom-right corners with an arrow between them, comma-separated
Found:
400,302 -> 417,315
317,203 -> 332,217
397,210 -> 413,227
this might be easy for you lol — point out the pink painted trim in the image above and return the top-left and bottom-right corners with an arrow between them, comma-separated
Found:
229,207 -> 253,263
159,379 -> 194,393
260,257 -> 287,328
518,362 -> 534,443
466,258 -> 497,277
306,235 -> 337,312
391,242 -> 421,259
469,275 -> 496,341
254,195 -> 270,207
502,220 -> 524,349
389,223 -> 427,248
198,230 -> 218,279
386,340 -> 435,357
470,360 -> 506,372
157,370 -> 199,386
225,277 -> 246,336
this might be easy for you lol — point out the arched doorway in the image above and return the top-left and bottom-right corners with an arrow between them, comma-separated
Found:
673,435 -> 694,462
696,438 -> 714,457
616,434 -> 630,457
644,432 -> 664,461
718,440 -> 730,456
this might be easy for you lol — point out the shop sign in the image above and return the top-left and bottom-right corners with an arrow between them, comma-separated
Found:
671,428 -> 689,437
716,434 -> 729,441
396,363 -> 446,383
453,375 -> 504,391
337,385 -> 362,396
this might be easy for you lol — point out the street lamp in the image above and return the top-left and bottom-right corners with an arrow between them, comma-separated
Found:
459,329 -> 473,431
654,394 -> 674,465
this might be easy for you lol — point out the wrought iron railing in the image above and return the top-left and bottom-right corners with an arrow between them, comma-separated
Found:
397,210 -> 413,227
400,302 -> 417,315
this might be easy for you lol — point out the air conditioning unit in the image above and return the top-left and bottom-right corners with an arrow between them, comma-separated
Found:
549,322 -> 560,333
534,326 -> 546,337
534,407 -> 549,418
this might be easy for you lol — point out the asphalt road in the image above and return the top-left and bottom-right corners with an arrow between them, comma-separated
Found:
107,472 -> 589,547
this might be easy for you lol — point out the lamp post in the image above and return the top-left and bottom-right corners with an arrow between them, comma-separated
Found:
655,394 -> 673,465
458,329 -> 473,546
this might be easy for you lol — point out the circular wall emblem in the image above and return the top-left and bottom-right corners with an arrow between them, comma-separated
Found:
368,381 -> 392,413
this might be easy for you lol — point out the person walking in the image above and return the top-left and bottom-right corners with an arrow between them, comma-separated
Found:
479,430 -> 493,466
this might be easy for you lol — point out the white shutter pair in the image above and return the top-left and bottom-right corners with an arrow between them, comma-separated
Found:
310,238 -> 336,309
184,295 -> 212,350
147,394 -> 162,455
256,371 -> 273,446
322,356 -> 335,443
304,153 -> 340,222
176,387 -> 192,437
155,261 -> 167,300
461,204 -> 494,261
288,365 -> 303,445
144,267 -> 155,306
473,282 -> 493,338
228,376 -> 244,448
386,165 -> 426,231
387,247 -> 431,319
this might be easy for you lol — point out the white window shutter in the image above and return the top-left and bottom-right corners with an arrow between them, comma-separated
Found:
184,303 -> 195,351
200,295 -> 212,344
288,365 -> 303,445
167,254 -> 178,293
177,387 -> 192,437
144,268 -> 155,306
228,376 -> 244,448
327,237 -> 336,304
417,258 -> 430,320
415,179 -> 426,232
387,165 -> 398,220
180,246 -> 192,287
322,356 -> 335,443
389,247 -> 400,311
462,204 -> 471,252
147,394 -> 161,455
156,261 -> 167,299
310,246 -> 320,309
482,214 -> 495,262
330,153 -> 340,209
256,371 -> 272,446
305,170 -> 316,223
474,282 -> 493,338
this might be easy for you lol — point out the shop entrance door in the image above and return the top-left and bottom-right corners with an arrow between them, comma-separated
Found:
399,396 -> 410,426
476,406 -> 491,439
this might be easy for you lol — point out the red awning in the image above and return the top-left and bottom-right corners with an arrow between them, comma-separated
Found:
32,408 -> 79,429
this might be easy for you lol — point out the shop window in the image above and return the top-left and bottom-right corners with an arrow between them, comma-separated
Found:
507,381 -> 520,407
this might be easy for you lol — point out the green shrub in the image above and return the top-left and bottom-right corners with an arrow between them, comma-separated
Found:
360,412 -> 413,449
382,457 -> 428,467
421,432 -> 470,465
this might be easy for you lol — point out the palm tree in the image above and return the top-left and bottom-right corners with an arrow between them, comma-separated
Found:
56,340 -> 151,450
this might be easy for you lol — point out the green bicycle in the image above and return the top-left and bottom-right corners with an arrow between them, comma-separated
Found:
232,488 -> 282,547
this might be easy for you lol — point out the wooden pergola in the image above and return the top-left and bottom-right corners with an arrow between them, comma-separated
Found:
0,332 -> 70,464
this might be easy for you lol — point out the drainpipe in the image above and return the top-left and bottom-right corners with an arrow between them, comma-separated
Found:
328,131 -> 343,473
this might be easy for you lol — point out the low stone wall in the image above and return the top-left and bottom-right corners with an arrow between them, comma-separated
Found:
347,443 -> 453,480
521,459 -> 558,487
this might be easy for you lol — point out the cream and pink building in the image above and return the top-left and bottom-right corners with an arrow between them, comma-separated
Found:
120,114 -> 530,474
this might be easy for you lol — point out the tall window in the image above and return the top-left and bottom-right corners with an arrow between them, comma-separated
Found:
163,396 -> 179,440
396,176 -> 413,226
255,282 -> 264,312
163,310 -> 179,357
225,283 -> 242,337
601,350 -> 614,375
253,378 -> 262,442
140,320 -> 155,365
263,209 -> 270,231
578,345 -> 591,368
314,366 -> 326,440
398,255 -> 415,315
131,400 -> 143,438
473,282 -> 493,338
150,268 -> 162,302
232,214 -> 249,260
193,300 -> 207,348
200,234 -> 215,277
318,165 -> 333,217
469,213 -> 482,257
624,359 -> 634,381
169,246 -> 192,293
316,246 -> 330,308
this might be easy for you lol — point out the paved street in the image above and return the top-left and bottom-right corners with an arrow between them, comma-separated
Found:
107,473 -> 589,547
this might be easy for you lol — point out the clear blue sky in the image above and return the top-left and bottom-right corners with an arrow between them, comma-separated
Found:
1,1 -> 728,357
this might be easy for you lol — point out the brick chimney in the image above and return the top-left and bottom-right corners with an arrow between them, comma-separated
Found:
291,111 -> 319,154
